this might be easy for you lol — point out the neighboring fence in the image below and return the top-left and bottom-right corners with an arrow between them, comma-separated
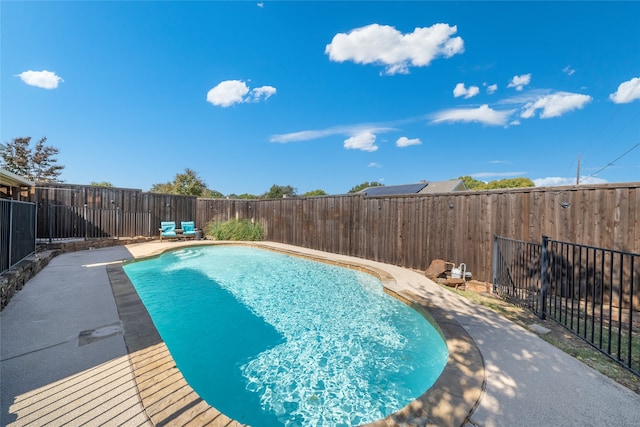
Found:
1,199 -> 37,275
493,235 -> 640,375
40,204 -> 153,241
32,184 -> 197,240
197,183 -> 640,283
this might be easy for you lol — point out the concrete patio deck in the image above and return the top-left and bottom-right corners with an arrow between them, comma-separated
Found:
1,241 -> 639,426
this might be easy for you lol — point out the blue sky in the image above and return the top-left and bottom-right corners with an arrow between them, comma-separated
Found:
2,1 -> 639,196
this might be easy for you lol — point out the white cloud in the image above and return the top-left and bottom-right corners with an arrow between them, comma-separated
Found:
485,83 -> 498,94
325,23 -> 464,75
368,162 -> 381,168
16,70 -> 63,89
206,80 -> 276,107
520,92 -> 592,119
271,123 -> 397,152
396,136 -> 422,147
563,65 -> 575,76
431,104 -> 515,126
609,77 -> 640,104
206,80 -> 249,107
453,83 -> 480,99
271,129 -> 337,143
250,85 -> 276,102
507,74 -> 531,91
257,2 -> 264,7
579,176 -> 608,185
270,123 -> 395,144
533,176 -> 608,187
489,160 -> 511,164
344,131 -> 378,152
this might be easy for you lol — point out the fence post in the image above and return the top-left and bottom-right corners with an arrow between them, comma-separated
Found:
539,235 -> 549,320
33,202 -> 37,257
8,201 -> 14,268
84,204 -> 88,241
148,210 -> 151,237
492,235 -> 498,293
48,203 -> 52,244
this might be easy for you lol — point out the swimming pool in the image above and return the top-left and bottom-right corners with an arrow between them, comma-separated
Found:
123,245 -> 448,426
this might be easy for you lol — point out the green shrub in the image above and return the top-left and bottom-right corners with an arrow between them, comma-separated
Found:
205,219 -> 263,241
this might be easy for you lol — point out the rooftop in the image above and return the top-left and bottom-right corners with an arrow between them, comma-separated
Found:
361,179 -> 466,197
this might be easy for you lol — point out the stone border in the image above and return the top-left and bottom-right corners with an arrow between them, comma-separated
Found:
107,243 -> 485,426
0,250 -> 58,310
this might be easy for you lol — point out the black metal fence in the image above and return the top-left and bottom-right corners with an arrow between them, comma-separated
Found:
1,199 -> 37,275
39,204 -> 153,241
492,236 -> 542,313
493,235 -> 640,376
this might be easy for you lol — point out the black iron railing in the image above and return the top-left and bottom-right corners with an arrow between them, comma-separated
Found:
545,237 -> 639,376
493,235 -> 639,376
1,199 -> 37,275
492,236 -> 543,314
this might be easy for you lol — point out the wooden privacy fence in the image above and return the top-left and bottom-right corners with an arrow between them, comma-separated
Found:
32,184 -> 197,240
30,182 -> 639,283
41,204 -> 154,240
197,183 -> 639,283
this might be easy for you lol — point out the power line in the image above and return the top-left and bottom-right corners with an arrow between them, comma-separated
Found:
578,141 -> 640,184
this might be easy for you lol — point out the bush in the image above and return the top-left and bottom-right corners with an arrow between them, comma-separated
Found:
205,219 -> 263,241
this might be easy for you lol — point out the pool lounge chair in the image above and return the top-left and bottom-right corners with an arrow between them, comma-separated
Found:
160,221 -> 177,241
181,221 -> 197,239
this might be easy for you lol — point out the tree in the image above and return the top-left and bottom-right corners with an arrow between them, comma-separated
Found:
149,168 -> 220,197
1,136 -> 64,182
302,189 -> 327,197
458,175 -> 535,190
91,181 -> 113,187
201,189 -> 225,199
264,184 -> 297,199
348,181 -> 384,193
485,177 -> 535,189
458,175 -> 487,190
149,182 -> 175,194
172,168 -> 207,196
235,193 -> 259,199
226,193 -> 260,199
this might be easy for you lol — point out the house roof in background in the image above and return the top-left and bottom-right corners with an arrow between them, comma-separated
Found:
0,168 -> 35,188
360,183 -> 427,197
418,179 -> 466,194
360,179 -> 465,197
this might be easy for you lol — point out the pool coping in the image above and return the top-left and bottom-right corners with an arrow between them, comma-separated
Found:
108,241 -> 485,426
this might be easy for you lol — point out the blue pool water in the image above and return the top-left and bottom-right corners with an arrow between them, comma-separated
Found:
123,245 -> 448,426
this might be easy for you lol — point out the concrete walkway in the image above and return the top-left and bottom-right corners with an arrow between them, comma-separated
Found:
2,241 -> 639,426
0,245 -> 151,426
